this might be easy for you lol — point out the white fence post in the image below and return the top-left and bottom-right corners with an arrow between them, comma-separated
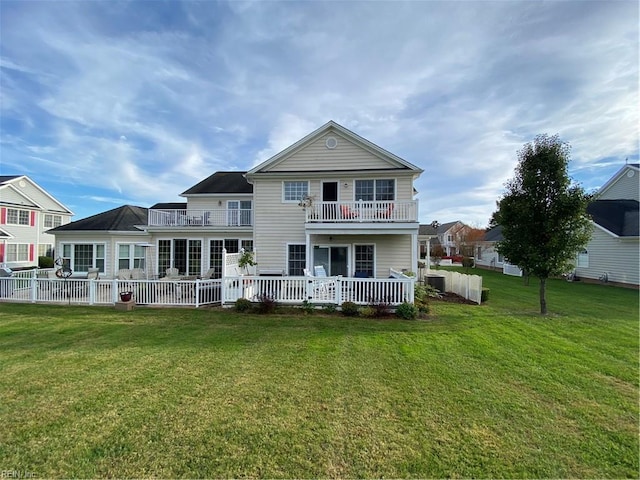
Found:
30,276 -> 37,303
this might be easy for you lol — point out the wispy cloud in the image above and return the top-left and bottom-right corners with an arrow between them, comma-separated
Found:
1,0 -> 637,225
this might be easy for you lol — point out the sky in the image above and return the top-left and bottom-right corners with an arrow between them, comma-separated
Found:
1,0 -> 638,228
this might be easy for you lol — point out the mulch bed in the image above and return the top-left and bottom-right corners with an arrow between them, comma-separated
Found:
432,292 -> 478,305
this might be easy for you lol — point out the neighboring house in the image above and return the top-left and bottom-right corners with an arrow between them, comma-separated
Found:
51,121 -> 423,279
425,220 -> 468,257
574,163 -> 639,286
475,225 -> 505,269
417,223 -> 438,260
0,175 -> 73,269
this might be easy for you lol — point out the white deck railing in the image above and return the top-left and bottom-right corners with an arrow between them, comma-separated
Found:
0,277 -> 222,307
305,200 -> 418,223
148,209 -> 253,227
222,275 -> 414,306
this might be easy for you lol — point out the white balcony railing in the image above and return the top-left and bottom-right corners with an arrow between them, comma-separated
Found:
148,209 -> 253,227
305,201 -> 418,223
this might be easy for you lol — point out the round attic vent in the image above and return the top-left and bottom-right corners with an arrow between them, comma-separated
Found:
627,170 -> 635,178
19,180 -> 26,188
325,136 -> 338,149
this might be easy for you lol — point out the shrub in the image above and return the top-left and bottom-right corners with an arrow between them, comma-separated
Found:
481,287 -> 490,303
235,298 -> 253,313
322,304 -> 337,314
414,284 -> 432,314
341,301 -> 359,317
38,256 -> 54,269
358,306 -> 376,318
370,301 -> 392,318
256,294 -> 277,314
396,302 -> 418,320
300,300 -> 315,314
462,256 -> 474,268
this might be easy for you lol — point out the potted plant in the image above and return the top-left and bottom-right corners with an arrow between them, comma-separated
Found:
120,291 -> 133,302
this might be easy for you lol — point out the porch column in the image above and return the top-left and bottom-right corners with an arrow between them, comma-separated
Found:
305,232 -> 311,272
411,232 -> 418,274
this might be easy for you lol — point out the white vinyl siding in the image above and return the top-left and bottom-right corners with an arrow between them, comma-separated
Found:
599,169 -> 639,201
268,133 -> 400,172
574,227 -> 639,285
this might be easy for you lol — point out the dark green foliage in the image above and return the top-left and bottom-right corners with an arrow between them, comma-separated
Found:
322,304 -> 337,314
340,301 -> 359,316
358,306 -> 375,318
481,287 -> 490,303
256,294 -> 277,314
493,134 -> 592,314
396,302 -> 418,320
414,284 -> 433,314
300,300 -> 315,314
38,256 -> 54,269
370,301 -> 392,318
234,298 -> 253,313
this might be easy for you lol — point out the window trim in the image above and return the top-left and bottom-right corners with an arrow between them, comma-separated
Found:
287,243 -> 306,276
6,208 -> 30,226
282,181 -> 309,203
61,242 -> 106,274
354,178 -> 396,202
353,243 -> 376,278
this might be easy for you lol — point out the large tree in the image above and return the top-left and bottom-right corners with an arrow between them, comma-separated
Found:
493,134 -> 591,314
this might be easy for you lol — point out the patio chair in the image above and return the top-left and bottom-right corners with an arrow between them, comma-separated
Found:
87,268 -> 100,280
165,267 -> 180,279
340,204 -> 358,219
117,269 -> 131,280
130,268 -> 145,280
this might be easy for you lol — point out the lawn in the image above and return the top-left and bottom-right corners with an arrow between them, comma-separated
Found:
1,268 -> 638,478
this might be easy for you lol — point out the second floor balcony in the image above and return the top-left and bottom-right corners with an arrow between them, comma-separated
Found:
148,209 -> 253,228
305,200 -> 418,223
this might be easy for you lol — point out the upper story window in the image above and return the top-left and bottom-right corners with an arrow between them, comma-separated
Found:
355,179 -> 395,201
283,181 -> 309,202
7,208 -> 30,225
44,214 -> 62,228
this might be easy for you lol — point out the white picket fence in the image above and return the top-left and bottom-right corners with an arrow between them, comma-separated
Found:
0,275 -> 223,307
438,271 -> 483,304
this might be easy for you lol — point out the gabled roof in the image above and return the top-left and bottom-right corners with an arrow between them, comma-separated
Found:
0,175 -> 21,184
436,221 -> 463,235
418,224 -> 438,236
247,120 -> 423,175
597,163 -> 640,198
587,199 -> 639,237
483,225 -> 503,242
0,174 -> 73,214
182,171 -> 252,195
50,205 -> 148,232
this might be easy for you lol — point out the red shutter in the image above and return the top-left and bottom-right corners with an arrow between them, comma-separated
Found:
0,243 -> 4,262
0,207 -> 5,225
30,211 -> 36,226
29,244 -> 35,262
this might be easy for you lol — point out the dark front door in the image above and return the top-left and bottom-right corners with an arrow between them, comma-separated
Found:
322,182 -> 338,220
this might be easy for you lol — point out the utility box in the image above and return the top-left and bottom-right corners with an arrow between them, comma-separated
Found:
425,274 -> 445,293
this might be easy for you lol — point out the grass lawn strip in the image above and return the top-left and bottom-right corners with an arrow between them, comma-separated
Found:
0,268 -> 637,478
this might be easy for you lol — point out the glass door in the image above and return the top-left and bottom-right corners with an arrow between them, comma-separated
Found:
313,245 -> 348,277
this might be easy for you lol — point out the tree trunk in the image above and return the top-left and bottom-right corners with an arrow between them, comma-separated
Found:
539,277 -> 547,315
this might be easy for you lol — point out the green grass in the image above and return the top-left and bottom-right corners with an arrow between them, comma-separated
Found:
1,268 -> 638,478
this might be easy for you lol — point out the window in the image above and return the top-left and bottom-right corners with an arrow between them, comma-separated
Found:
118,244 -> 146,270
44,214 -> 62,228
62,243 -> 105,273
283,181 -> 308,202
354,245 -> 375,277
38,244 -> 54,258
157,239 -> 202,276
228,201 -> 252,226
355,179 -> 395,201
241,240 -> 254,252
6,244 -> 29,262
7,208 -> 29,225
288,245 -> 306,276
577,249 -> 589,268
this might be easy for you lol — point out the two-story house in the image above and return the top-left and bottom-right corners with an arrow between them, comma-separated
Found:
51,121 -> 423,279
0,175 -> 73,269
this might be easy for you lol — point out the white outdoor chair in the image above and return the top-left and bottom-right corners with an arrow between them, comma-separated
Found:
165,267 -> 180,279
117,269 -> 131,280
130,268 -> 145,280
